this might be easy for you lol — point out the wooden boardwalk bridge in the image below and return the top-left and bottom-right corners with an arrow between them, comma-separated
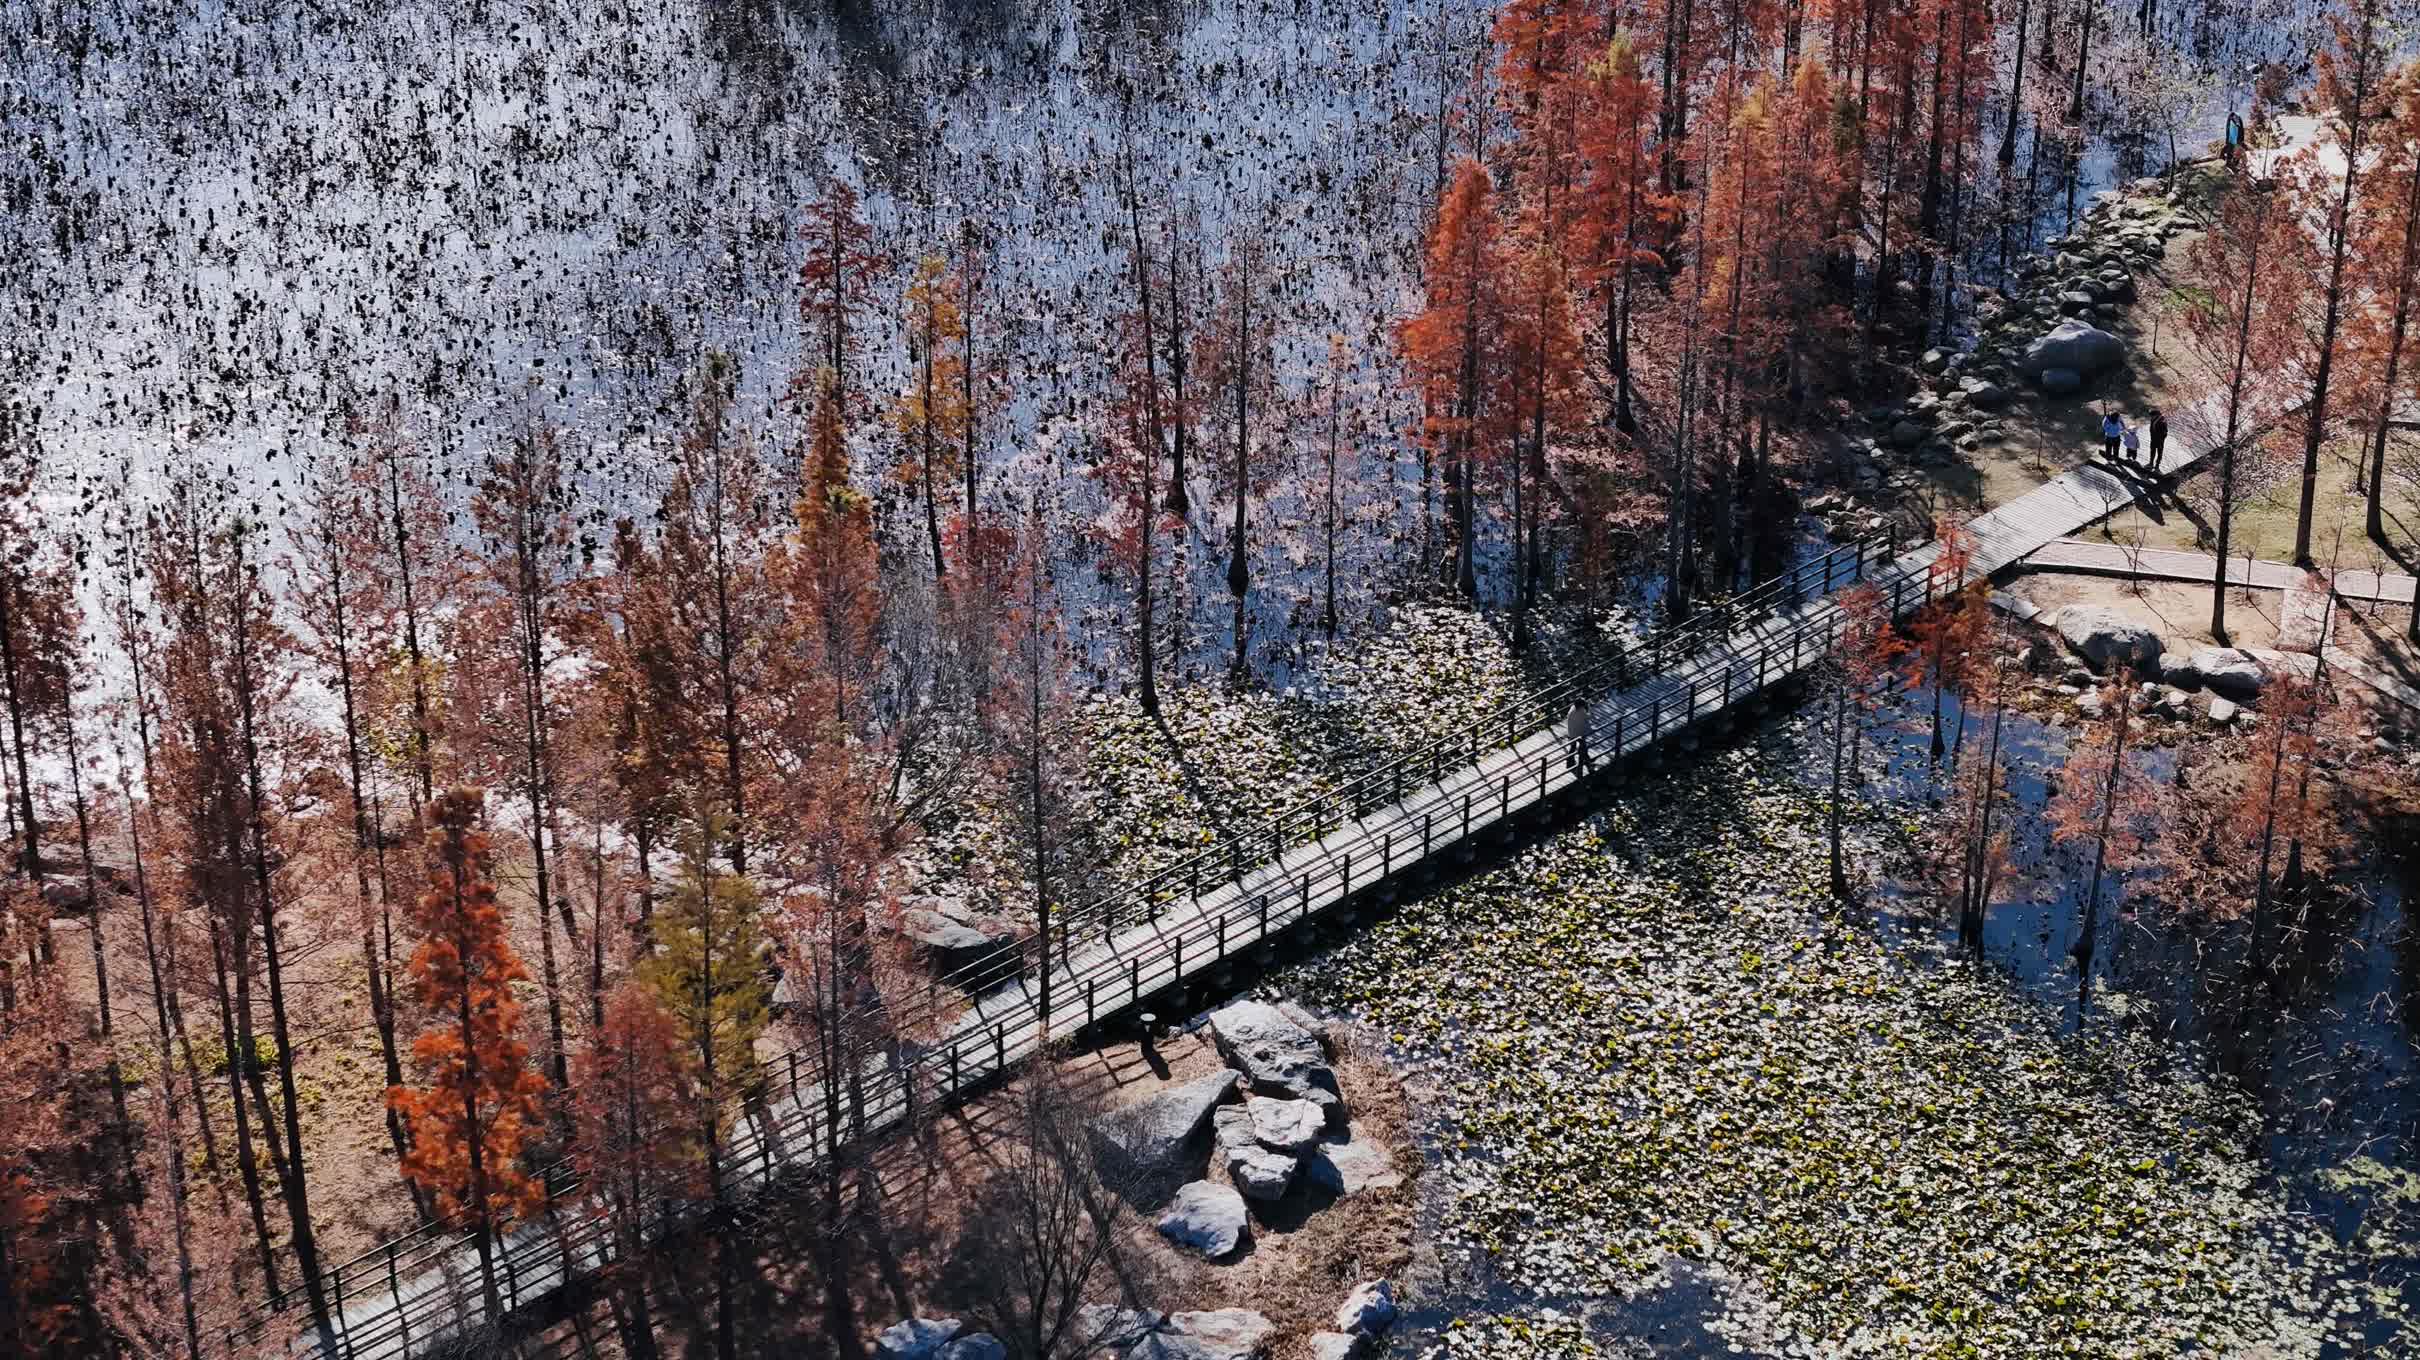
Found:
225,441 -> 2213,1360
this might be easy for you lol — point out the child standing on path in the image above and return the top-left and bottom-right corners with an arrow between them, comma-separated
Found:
2121,421 -> 2141,465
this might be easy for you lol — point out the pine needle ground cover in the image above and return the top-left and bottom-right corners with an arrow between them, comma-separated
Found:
1293,731 -> 2411,1359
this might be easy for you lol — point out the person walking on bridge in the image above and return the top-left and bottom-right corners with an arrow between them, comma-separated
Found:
1566,696 -> 1593,773
2147,409 -> 2168,470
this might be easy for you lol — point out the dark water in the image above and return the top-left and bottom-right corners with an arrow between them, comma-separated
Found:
1862,692 -> 2414,1187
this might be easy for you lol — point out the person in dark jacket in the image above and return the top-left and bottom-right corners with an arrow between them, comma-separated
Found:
2147,409 -> 2168,469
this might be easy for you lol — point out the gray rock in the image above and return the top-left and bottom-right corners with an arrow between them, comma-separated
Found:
2208,696 -> 2242,724
1309,1334 -> 1364,1360
1156,1180 -> 1249,1257
1247,1095 -> 1326,1154
1959,377 -> 2009,408
2168,645 -> 2267,699
898,910 -> 1014,987
1888,420 -> 1930,449
1159,1310 -> 1275,1360
2049,605 -> 2164,673
1920,347 -> 1950,374
1275,1001 -> 1332,1043
1090,1069 -> 1241,1178
1334,1280 -> 1399,1336
1215,1107 -> 1297,1199
2058,290 -> 2097,315
38,880 -> 92,917
2039,366 -> 2083,396
876,1318 -> 964,1360
1224,1143 -> 1296,1200
1080,1307 -> 1168,1354
2076,688 -> 2108,719
1207,1000 -> 1339,1103
940,1336 -> 1007,1360
2022,319 -> 2128,380
1304,1135 -> 1403,1196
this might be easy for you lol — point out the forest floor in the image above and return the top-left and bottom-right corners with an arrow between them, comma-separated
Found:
595,1023 -> 1419,1360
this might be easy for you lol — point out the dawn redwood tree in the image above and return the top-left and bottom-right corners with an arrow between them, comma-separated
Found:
2288,0 -> 2388,568
470,422 -> 585,1094
220,511 -> 333,1336
798,177 -> 889,425
0,985 -> 77,1355
52,615 -> 131,1151
1573,33 -> 1670,439
2353,68 -> 2420,546
1111,145 -> 1171,714
1503,232 -> 1583,651
957,221 -> 992,533
1939,613 -> 2016,959
1823,584 -> 1894,899
2176,165 -> 2312,642
289,453 -> 417,1193
571,982 -> 697,1360
0,445 -> 59,894
1899,517 -> 1988,763
107,502 -> 228,1210
1316,336 -> 1359,640
361,424 -> 456,813
1401,157 -> 1507,601
147,483 -> 282,1302
2046,671 -> 2158,1012
991,515 -> 1078,1034
651,354 -> 777,875
772,741 -> 923,1360
146,477 -> 335,1330
389,787 -> 551,1321
596,518 -> 685,935
780,369 -> 889,745
1197,223 -> 1281,684
893,256 -> 971,580
2230,664 -> 2348,987
642,819 -> 769,1360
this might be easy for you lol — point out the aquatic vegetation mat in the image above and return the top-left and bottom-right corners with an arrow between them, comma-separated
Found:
1298,741 -> 2411,1358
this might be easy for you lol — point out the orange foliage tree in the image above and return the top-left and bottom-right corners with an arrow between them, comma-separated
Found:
797,177 -> 889,423
388,787 -> 550,1319
2175,165 -> 2314,644
1401,157 -> 1508,601
571,982 -> 697,1360
894,255 -> 972,580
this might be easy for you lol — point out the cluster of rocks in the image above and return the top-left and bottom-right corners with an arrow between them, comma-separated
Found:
1989,172 -> 2196,387
875,1308 -> 1321,1360
2023,605 -> 2297,726
1106,1000 -> 1399,1261
1820,174 -> 2201,540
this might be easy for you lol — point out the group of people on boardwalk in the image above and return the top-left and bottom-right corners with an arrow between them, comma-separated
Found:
2101,408 -> 2168,470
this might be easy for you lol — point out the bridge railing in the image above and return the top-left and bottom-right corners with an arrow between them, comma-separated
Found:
221,533 -> 1946,1359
